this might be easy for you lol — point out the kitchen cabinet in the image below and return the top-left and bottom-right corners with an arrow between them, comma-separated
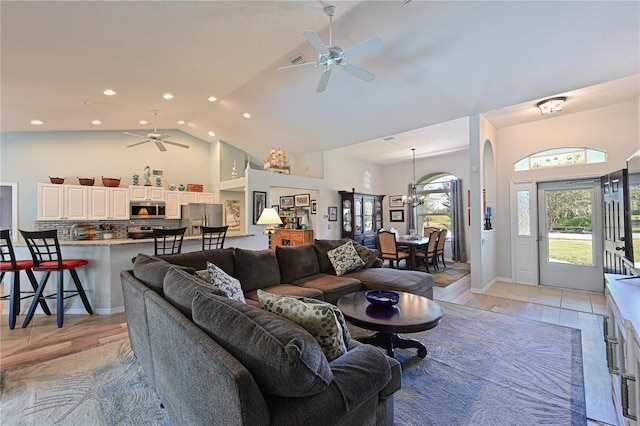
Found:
605,273 -> 639,425
339,190 -> 385,248
129,186 -> 165,201
271,229 -> 313,249
38,183 -> 88,220
165,191 -> 216,219
88,187 -> 130,220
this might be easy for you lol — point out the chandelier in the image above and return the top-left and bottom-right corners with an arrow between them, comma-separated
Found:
402,148 -> 425,207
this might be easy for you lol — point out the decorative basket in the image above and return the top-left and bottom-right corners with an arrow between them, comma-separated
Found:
187,184 -> 203,192
49,176 -> 65,184
102,177 -> 121,187
78,177 -> 95,186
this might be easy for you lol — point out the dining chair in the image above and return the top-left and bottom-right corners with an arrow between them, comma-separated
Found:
19,229 -> 93,328
377,230 -> 410,269
1,229 -> 52,329
153,227 -> 187,255
435,228 -> 448,268
423,226 -> 438,237
415,229 -> 439,272
202,225 -> 229,250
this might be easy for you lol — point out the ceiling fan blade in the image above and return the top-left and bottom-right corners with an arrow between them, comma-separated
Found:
341,63 -> 376,83
342,37 -> 382,60
123,132 -> 147,138
162,140 -> 190,149
156,134 -> 173,140
154,141 -> 168,152
303,30 -> 329,54
278,61 -> 320,71
126,140 -> 151,147
316,66 -> 332,93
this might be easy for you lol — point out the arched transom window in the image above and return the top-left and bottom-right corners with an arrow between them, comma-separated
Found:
514,147 -> 606,171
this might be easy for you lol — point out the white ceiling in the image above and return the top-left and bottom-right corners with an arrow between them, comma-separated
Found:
2,1 -> 639,166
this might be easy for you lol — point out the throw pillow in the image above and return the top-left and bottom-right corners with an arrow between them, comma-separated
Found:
327,241 -> 365,276
352,242 -> 380,269
192,291 -> 332,397
206,261 -> 246,303
258,289 -> 351,361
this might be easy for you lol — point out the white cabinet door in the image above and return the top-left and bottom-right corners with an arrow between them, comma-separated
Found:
165,191 -> 181,219
130,186 -> 165,201
129,186 -> 148,201
88,187 -> 110,219
180,192 -> 198,204
148,187 -> 165,201
64,185 -> 87,220
110,188 -> 130,220
38,183 -> 64,220
198,192 -> 215,203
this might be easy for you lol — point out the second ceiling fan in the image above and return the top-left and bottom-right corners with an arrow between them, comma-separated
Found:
279,5 -> 382,93
124,111 -> 189,152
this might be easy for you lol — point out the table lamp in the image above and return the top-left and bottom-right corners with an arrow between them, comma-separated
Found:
257,207 -> 282,248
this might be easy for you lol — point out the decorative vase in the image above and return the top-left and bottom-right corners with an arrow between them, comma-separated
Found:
231,160 -> 238,179
132,174 -> 139,186
155,176 -> 162,187
178,184 -> 185,191
102,231 -> 114,240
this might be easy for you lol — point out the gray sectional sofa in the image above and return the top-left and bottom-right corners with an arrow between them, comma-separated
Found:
120,239 -> 435,425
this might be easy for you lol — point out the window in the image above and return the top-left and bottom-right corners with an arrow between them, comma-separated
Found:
415,173 -> 455,237
514,147 -> 606,171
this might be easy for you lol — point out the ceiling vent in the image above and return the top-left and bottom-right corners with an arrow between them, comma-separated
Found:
290,55 -> 308,66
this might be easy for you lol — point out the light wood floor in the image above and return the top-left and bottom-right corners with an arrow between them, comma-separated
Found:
1,275 -> 617,425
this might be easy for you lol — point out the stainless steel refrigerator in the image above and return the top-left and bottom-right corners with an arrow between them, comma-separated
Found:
180,203 -> 223,236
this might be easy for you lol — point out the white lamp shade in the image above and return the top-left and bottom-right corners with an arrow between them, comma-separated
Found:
257,208 -> 282,225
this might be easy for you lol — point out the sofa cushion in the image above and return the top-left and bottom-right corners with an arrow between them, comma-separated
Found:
157,248 -> 235,276
257,290 -> 351,361
292,274 -> 362,304
163,266 -> 227,319
352,242 -> 380,269
313,239 -> 350,273
276,244 -> 320,283
234,248 -> 281,293
192,291 -> 333,397
245,284 -> 325,304
133,253 -> 195,296
345,267 -> 435,299
206,261 -> 246,303
327,241 -> 365,276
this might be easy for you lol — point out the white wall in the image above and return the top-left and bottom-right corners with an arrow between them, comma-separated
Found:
0,130 -> 213,231
494,100 -> 639,281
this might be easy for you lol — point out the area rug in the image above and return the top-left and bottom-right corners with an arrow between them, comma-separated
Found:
417,261 -> 470,286
0,302 -> 585,425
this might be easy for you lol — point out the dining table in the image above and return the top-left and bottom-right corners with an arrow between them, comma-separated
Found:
396,236 -> 430,270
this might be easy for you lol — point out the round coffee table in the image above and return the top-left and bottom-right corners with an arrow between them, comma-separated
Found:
337,291 -> 443,358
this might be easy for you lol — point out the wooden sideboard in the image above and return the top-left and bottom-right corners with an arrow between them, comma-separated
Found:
271,229 -> 313,249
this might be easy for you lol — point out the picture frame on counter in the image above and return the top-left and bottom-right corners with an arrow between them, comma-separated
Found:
253,191 -> 267,225
328,206 -> 338,221
294,193 -> 311,207
389,209 -> 404,222
280,195 -> 294,209
311,200 -> 317,214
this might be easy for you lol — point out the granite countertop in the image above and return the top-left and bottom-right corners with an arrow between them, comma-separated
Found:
14,234 -> 255,246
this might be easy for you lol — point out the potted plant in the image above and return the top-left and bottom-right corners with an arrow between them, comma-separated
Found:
100,223 -> 116,239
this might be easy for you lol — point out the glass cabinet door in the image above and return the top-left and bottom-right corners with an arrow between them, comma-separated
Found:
375,199 -> 383,230
355,199 -> 362,232
363,199 -> 374,231
342,199 -> 352,232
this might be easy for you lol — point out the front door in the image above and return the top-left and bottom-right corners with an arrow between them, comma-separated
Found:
602,169 -> 633,274
537,180 -> 603,292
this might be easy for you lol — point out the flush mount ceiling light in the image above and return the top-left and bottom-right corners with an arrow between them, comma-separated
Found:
163,93 -> 174,100
91,120 -> 102,125
243,113 -> 251,119
103,89 -> 116,96
208,96 -> 217,102
536,96 -> 566,115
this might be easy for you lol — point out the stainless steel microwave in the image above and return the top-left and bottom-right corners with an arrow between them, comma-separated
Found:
130,201 -> 166,219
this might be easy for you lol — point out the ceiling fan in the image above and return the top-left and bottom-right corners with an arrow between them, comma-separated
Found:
279,5 -> 382,93
124,111 -> 189,152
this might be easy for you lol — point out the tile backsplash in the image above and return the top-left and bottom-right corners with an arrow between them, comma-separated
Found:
34,219 -> 182,240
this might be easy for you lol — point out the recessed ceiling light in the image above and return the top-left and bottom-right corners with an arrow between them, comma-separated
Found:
178,120 -> 185,125
208,96 -> 217,102
243,113 -> 251,119
139,120 -> 148,125
31,120 -> 43,125
103,89 -> 116,96
92,120 -> 102,125
208,131 -> 216,137
163,93 -> 174,99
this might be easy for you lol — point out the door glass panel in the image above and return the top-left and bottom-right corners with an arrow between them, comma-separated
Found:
363,200 -> 374,231
517,190 -> 530,237
545,188 -> 594,266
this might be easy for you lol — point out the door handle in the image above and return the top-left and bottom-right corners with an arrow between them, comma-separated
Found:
616,246 -> 625,251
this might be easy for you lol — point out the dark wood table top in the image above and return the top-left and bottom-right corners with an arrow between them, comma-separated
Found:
396,237 -> 430,247
337,291 -> 443,334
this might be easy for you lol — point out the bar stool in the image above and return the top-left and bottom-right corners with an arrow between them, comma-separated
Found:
153,227 -> 187,255
0,229 -> 51,329
20,229 -> 93,328
202,225 -> 229,250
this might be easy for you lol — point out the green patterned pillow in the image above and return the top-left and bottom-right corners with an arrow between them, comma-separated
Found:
327,241 -> 365,276
257,289 -> 350,361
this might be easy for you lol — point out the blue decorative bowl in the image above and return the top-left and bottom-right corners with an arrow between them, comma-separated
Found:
365,290 -> 400,306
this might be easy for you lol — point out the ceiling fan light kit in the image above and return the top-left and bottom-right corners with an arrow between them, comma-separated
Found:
124,111 -> 190,152
278,5 -> 382,93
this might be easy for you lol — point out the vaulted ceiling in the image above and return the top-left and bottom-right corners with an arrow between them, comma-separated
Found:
2,1 -> 638,166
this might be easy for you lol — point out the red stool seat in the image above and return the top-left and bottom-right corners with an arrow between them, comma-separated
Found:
34,259 -> 89,270
1,259 -> 35,271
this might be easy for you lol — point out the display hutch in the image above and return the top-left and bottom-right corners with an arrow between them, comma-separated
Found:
339,190 -> 385,249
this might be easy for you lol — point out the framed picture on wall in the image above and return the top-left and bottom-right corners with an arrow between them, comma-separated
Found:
311,200 -> 317,214
225,200 -> 241,231
280,195 -> 294,209
389,209 -> 404,222
389,195 -> 404,207
328,206 -> 338,221
294,193 -> 311,207
253,191 -> 267,224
